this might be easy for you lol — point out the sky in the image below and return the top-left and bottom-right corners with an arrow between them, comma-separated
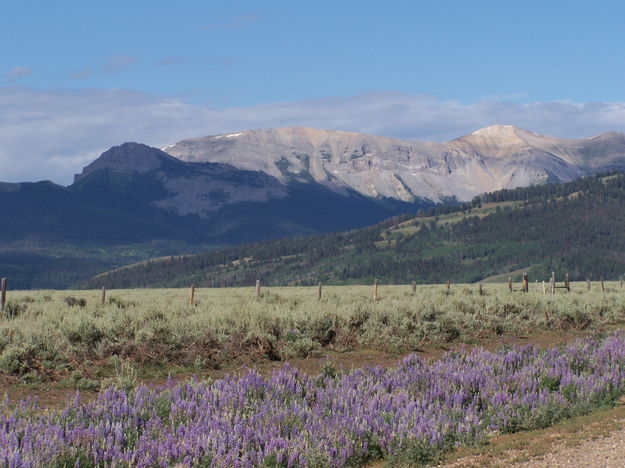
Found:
2,0 -> 625,184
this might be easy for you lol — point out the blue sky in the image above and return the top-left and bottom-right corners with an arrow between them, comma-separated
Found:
2,0 -> 625,183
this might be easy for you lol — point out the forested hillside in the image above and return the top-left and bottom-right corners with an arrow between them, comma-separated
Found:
0,144 -> 421,289
84,172 -> 625,288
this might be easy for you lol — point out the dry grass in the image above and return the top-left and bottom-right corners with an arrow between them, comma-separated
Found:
1,282 -> 624,388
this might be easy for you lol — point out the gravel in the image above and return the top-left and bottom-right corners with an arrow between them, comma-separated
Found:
513,424 -> 625,468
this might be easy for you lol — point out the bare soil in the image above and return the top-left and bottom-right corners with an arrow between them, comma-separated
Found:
438,398 -> 625,467
0,329 -> 595,410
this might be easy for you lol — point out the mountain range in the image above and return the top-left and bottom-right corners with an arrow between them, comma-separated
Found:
162,125 -> 625,202
2,125 -> 625,288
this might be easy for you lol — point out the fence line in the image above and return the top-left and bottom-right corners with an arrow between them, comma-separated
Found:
0,272 -> 621,314
1,278 -> 6,312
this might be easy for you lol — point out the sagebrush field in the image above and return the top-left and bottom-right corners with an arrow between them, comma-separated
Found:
1,282 -> 624,387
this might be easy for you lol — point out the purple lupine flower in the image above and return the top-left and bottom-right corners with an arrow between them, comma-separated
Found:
3,331 -> 625,466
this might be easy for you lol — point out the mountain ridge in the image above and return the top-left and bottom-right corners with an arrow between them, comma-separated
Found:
161,125 -> 625,203
1,142 -> 421,288
82,171 -> 625,289
4,125 -> 625,289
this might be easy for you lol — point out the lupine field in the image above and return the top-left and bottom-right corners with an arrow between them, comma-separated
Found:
2,331 -> 625,467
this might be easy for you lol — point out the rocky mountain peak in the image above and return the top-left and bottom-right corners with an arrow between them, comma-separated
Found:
160,126 -> 625,203
585,131 -> 625,142
470,124 -> 523,137
74,143 -> 178,183
453,125 -> 549,151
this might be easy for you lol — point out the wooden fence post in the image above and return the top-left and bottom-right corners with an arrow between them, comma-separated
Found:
542,281 -> 546,294
601,277 -> 605,292
587,278 -> 591,292
564,274 -> 570,292
508,277 -> 512,292
479,283 -> 483,296
551,272 -> 556,295
101,287 -> 106,306
0,278 -> 6,313
373,279 -> 379,301
621,275 -> 623,289
411,281 -> 416,294
256,280 -> 261,298
189,284 -> 195,305
318,281 -> 322,300
522,273 -> 529,293
446,280 -> 451,291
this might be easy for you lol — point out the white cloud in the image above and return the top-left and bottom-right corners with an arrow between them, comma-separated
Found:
4,66 -> 32,82
1,86 -> 625,185
72,56 -> 137,79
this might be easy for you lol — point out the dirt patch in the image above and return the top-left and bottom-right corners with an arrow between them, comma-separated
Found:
0,328 -> 608,410
0,378 -> 98,409
437,400 -> 625,467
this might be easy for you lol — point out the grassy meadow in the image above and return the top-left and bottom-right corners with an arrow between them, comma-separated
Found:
1,281 -> 625,388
